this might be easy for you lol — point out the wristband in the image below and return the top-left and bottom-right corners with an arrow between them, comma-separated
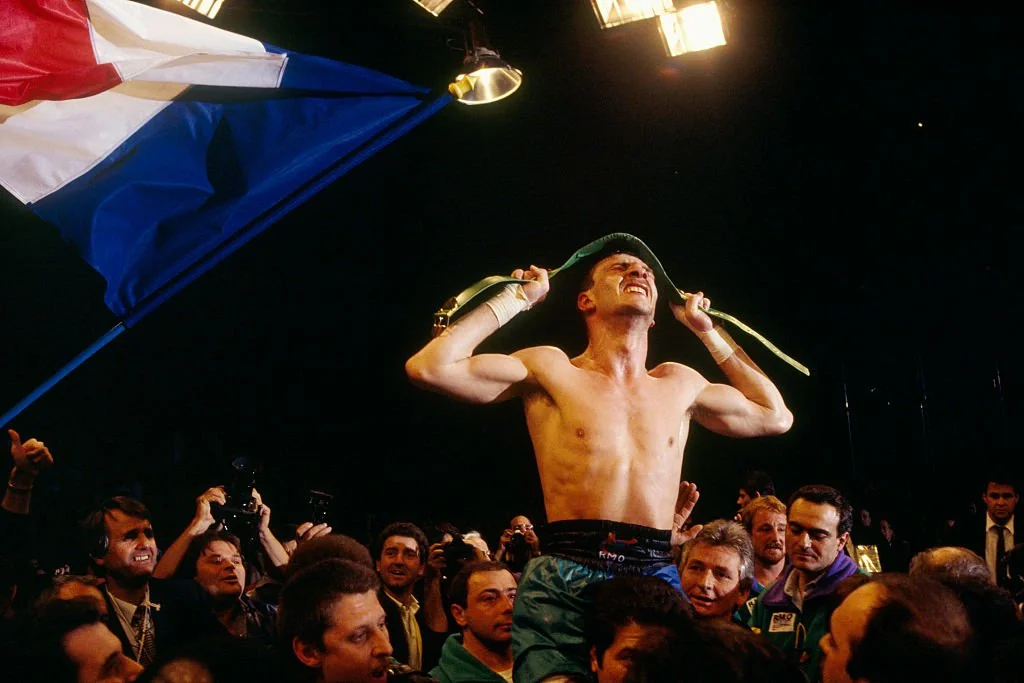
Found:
699,326 -> 739,365
484,284 -> 531,327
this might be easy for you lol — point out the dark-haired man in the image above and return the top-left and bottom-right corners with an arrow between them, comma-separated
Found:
79,496 -> 206,666
21,596 -> 143,683
736,470 -> 775,510
375,522 -> 448,671
179,529 -> 278,643
962,475 -> 1019,591
584,575 -> 692,683
431,561 -> 517,682
749,485 -> 863,683
280,558 -> 395,683
819,574 -> 974,683
407,242 -> 793,682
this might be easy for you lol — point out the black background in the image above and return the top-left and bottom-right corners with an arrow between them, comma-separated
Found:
1,1 -> 1020,560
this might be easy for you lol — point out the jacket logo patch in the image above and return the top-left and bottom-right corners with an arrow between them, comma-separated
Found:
769,612 -> 797,633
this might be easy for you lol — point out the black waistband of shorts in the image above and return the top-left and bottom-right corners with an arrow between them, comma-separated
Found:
540,519 -> 673,573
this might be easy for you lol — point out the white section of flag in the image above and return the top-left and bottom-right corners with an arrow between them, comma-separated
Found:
0,0 -> 289,205
88,0 -> 286,87
0,82 -> 185,204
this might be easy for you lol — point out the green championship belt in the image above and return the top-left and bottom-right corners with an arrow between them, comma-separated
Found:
432,232 -> 809,376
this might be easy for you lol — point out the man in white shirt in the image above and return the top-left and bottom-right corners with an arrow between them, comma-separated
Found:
978,476 -> 1018,590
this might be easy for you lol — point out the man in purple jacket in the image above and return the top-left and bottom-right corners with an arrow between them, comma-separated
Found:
748,485 -> 864,683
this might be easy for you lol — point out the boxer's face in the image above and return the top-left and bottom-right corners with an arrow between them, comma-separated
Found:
578,253 -> 658,320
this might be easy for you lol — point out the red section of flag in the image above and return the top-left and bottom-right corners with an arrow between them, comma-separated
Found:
0,0 -> 121,106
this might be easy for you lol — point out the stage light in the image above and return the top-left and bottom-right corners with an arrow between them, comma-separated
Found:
448,20 -> 522,105
591,0 -> 675,30
176,0 -> 225,19
658,1 -> 727,56
411,0 -> 457,16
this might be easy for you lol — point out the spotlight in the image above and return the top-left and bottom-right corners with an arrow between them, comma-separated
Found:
176,0 -> 225,19
411,0 -> 458,16
590,0 -> 675,29
448,20 -> 522,105
658,1 -> 727,56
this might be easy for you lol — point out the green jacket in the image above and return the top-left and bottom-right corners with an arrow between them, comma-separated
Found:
429,634 -> 510,683
749,553 -> 864,683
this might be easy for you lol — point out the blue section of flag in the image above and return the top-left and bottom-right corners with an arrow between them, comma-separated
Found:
31,50 -> 449,321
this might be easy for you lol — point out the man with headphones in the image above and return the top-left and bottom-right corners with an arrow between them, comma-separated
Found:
79,496 -> 212,668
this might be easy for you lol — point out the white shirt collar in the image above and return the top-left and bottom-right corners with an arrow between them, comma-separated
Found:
986,513 -> 1015,535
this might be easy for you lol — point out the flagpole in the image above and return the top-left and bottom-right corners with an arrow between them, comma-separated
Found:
0,323 -> 126,427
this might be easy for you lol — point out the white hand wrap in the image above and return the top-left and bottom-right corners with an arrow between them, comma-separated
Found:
485,284 -> 531,327
699,326 -> 739,364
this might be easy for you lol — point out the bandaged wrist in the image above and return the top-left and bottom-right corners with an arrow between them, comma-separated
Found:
485,284 -> 531,327
699,326 -> 739,364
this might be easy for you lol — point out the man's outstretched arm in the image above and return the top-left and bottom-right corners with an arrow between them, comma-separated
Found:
405,265 -> 549,404
674,292 -> 794,437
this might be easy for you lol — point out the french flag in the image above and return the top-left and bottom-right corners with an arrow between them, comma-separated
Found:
0,0 -> 450,322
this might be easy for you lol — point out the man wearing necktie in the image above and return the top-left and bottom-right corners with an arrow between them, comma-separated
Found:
79,496 -> 213,668
979,476 -> 1018,590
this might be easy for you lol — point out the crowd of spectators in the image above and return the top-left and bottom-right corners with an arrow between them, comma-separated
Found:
2,432 -> 1022,683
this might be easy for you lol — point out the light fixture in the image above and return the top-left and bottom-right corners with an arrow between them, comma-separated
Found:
590,0 -> 675,30
411,0 -> 458,16
448,20 -> 522,106
658,1 -> 727,56
176,0 -> 224,19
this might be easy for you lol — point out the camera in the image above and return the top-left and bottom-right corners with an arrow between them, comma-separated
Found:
508,529 -> 530,555
442,533 -> 478,580
213,457 -> 260,542
308,489 -> 333,525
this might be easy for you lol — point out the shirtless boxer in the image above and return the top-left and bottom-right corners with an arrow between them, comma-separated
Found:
406,243 -> 793,682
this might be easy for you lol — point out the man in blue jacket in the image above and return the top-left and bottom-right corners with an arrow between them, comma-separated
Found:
431,561 -> 517,683
749,485 -> 864,683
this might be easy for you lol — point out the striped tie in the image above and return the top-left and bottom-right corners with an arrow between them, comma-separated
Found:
131,605 -> 156,667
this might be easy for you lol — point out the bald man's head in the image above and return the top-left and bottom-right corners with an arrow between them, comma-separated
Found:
909,547 -> 992,585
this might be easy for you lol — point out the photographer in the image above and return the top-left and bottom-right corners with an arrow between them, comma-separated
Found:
153,485 -> 289,582
493,516 -> 540,577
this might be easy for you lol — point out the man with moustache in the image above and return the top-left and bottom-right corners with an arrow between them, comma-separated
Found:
740,495 -> 788,593
431,561 -> 518,683
78,496 -> 206,665
748,485 -> 863,683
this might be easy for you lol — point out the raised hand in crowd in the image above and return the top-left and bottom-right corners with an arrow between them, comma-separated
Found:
153,485 -> 227,578
250,487 -> 291,571
3,429 -> 54,515
283,520 -> 333,556
672,480 -> 704,548
425,534 -> 450,580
